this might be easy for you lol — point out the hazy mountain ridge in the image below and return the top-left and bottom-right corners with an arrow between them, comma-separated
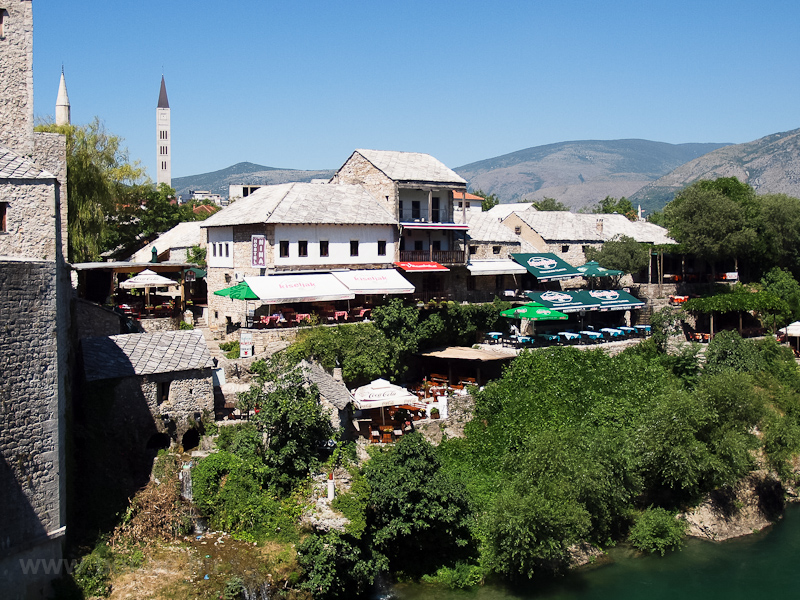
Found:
630,128 -> 800,213
454,139 -> 728,209
172,162 -> 335,199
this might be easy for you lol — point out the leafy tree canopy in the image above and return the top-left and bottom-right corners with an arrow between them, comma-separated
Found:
584,234 -> 650,274
591,196 -> 637,220
472,189 -> 500,212
531,197 -> 569,211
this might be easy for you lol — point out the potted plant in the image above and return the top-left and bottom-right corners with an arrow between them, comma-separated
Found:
430,406 -> 440,420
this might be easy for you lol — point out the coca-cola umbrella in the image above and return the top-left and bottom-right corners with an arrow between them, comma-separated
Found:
353,378 -> 425,427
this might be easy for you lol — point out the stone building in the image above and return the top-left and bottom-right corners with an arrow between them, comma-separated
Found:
201,181 -> 398,328
80,330 -> 215,449
332,149 -> 469,267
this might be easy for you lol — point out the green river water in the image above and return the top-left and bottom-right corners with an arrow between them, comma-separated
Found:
393,505 -> 800,600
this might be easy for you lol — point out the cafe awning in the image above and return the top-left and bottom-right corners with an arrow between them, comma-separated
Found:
332,269 -> 415,295
576,261 -> 623,277
500,302 -> 568,320
244,273 -> 355,304
394,261 -> 449,272
527,289 -> 645,313
511,253 -> 582,281
352,378 -> 425,410
467,259 -> 528,276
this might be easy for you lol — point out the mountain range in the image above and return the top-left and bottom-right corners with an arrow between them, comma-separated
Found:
172,128 -> 800,214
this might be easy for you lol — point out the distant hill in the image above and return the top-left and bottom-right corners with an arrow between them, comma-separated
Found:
455,139 -> 729,210
630,127 -> 800,214
172,162 -> 335,199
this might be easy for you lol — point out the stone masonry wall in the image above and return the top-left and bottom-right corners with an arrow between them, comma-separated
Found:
0,0 -> 34,157
0,260 -> 64,578
0,179 -> 59,261
331,152 -> 397,218
33,132 -> 68,261
141,370 -> 214,440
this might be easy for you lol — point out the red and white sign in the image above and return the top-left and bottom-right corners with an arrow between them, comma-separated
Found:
251,235 -> 267,268
393,261 -> 449,272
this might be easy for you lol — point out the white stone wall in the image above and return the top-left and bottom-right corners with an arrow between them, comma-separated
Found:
273,223 -> 395,267
0,0 -> 34,157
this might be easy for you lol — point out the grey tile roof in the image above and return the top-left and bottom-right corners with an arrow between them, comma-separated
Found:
484,203 -> 534,219
0,145 -> 55,179
510,209 -> 675,245
512,208 -> 604,242
82,330 -> 213,382
355,149 -> 466,185
130,221 -> 205,262
467,211 -> 523,243
299,361 -> 352,410
201,182 -> 396,228
597,213 -> 675,244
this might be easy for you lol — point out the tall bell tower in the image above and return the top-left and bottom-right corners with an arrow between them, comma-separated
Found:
156,75 -> 171,186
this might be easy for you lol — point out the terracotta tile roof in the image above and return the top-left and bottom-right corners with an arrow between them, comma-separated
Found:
0,145 -> 55,179
82,330 -> 213,382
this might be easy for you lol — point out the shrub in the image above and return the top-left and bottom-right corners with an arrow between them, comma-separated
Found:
179,320 -> 194,330
219,340 -> 240,359
628,507 -> 687,555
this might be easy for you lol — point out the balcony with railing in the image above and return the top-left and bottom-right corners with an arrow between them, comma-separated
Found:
399,249 -> 465,264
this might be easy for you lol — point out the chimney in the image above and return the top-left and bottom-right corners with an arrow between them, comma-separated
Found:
596,218 -> 604,233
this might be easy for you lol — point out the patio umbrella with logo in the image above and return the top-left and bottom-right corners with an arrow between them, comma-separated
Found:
500,302 -> 568,321
576,261 -> 623,289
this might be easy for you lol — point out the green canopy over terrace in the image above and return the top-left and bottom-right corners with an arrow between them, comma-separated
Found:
575,261 -> 623,278
511,253 -> 582,282
213,281 -> 259,300
527,289 -> 645,313
500,302 -> 568,321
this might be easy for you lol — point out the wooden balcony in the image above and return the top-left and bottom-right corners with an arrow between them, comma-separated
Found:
399,250 -> 465,264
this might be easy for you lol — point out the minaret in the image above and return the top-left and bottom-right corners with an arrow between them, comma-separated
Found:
55,67 -> 71,126
156,75 -> 171,187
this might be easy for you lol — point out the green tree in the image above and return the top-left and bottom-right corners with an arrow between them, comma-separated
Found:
584,234 -> 650,274
35,119 -> 147,262
592,196 -> 636,220
758,268 -> 800,328
472,189 -> 500,211
628,507 -> 687,556
364,433 -> 473,578
531,197 -> 569,211
663,178 -> 758,277
187,245 -> 207,268
243,355 -> 335,491
757,194 -> 800,275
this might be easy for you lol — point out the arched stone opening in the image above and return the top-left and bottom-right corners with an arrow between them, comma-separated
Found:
181,428 -> 200,452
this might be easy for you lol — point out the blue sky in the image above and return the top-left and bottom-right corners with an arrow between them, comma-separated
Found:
32,0 -> 800,180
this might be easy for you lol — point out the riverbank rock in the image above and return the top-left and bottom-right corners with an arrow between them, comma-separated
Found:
415,393 -> 475,445
682,472 -> 785,541
302,468 -> 353,533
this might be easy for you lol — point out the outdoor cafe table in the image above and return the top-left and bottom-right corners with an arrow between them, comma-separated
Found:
558,331 -> 581,341
538,333 -> 561,343
618,326 -> 635,334
486,332 -> 503,343
600,328 -> 625,338
634,325 -> 652,335
516,335 -> 533,345
334,310 -> 348,320
580,330 -> 603,342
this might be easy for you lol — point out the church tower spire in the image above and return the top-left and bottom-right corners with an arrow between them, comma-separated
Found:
55,67 -> 71,126
156,75 -> 171,187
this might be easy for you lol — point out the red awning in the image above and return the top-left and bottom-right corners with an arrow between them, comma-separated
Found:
394,261 -> 450,272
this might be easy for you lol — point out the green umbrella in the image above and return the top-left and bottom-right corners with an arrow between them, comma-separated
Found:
500,302 -> 568,321
213,281 -> 259,300
576,261 -> 623,277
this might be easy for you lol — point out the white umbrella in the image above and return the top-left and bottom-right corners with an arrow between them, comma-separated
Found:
119,269 -> 179,307
352,379 -> 424,410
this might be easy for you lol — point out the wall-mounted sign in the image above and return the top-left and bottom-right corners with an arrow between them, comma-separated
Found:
251,235 -> 267,268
